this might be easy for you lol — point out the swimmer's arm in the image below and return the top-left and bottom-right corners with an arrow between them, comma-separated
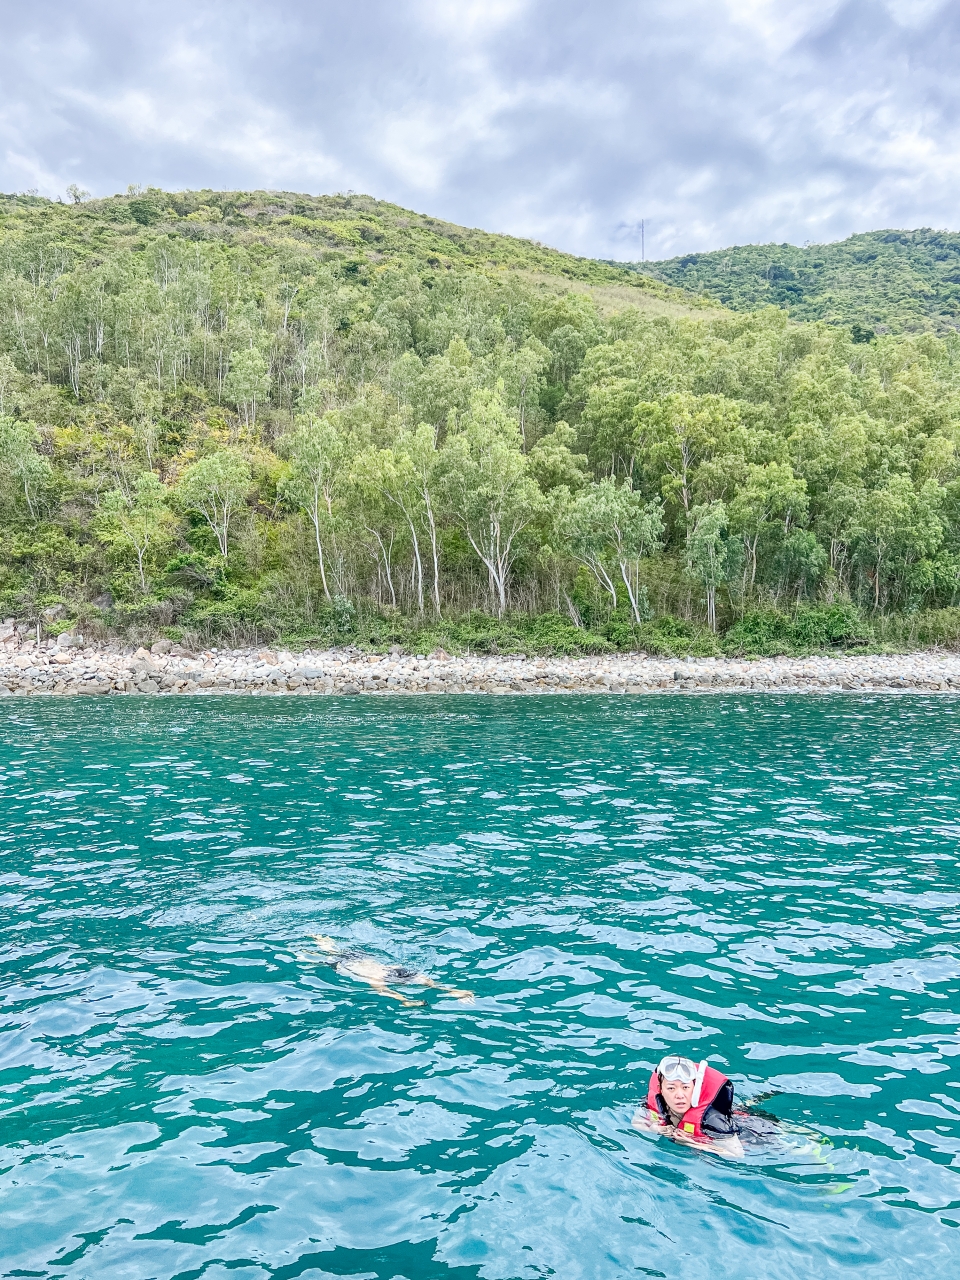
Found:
408,975 -> 475,1003
368,980 -> 424,1007
671,1128 -> 744,1159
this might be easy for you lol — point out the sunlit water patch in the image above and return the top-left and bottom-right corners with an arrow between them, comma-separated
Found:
2,694 -> 960,1279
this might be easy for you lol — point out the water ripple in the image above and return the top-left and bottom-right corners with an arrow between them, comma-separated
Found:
1,695 -> 960,1278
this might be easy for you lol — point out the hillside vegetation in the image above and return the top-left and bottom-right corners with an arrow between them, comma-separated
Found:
634,229 -> 960,335
2,187 -> 960,657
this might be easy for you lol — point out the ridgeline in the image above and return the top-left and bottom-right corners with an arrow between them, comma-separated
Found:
631,228 -> 960,335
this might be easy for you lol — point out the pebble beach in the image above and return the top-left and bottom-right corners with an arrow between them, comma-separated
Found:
4,632 -> 960,695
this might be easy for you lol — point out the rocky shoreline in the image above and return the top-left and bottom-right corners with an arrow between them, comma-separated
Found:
2,630 -> 960,696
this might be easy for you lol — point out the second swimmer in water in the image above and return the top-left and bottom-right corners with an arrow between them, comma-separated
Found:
307,935 -> 475,1007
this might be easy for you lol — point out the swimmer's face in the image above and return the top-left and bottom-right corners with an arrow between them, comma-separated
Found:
659,1074 -> 695,1116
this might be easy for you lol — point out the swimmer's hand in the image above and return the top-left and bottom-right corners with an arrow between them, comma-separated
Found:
632,1108 -> 666,1133
669,1126 -> 744,1160
446,987 -> 475,1003
707,1135 -> 744,1160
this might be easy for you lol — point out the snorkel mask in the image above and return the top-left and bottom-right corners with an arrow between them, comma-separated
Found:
657,1054 -> 699,1084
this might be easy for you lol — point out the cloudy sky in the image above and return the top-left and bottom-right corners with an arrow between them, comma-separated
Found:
1,0 -> 957,260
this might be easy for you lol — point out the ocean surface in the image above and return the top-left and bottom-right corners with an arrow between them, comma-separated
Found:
2,694 -> 960,1279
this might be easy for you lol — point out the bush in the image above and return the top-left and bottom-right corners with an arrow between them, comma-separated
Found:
791,602 -> 873,648
874,607 -> 960,650
439,611 -> 611,656
281,608 -> 612,656
631,615 -> 722,657
722,603 -> 873,655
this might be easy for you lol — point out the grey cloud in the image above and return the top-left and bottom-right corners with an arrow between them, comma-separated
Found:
0,0 -> 958,258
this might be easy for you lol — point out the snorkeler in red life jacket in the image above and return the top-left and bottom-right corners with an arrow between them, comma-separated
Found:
635,1055 -> 743,1154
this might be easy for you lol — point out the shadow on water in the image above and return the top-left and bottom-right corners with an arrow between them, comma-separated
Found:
1,693 -> 959,1278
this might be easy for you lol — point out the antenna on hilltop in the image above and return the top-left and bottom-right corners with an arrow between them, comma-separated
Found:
641,219 -> 645,263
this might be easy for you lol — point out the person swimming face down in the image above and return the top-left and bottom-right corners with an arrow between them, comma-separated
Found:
308,935 -> 474,1006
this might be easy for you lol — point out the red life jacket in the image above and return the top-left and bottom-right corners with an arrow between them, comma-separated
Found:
646,1062 -> 732,1142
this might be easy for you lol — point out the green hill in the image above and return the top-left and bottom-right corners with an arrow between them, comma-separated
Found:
628,228 -> 960,334
2,189 -> 960,658
2,186 -> 689,300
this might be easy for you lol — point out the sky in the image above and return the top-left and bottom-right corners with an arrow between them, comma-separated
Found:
1,0 -> 958,261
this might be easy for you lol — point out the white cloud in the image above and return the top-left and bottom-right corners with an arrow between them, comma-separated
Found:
0,0 -> 958,259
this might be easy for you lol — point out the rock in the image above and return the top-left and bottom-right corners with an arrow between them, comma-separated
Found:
92,592 -> 114,610
42,604 -> 66,622
151,638 -> 173,654
5,645 -> 960,697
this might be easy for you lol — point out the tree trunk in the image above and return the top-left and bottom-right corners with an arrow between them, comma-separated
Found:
310,503 -> 331,600
425,496 -> 441,616
407,517 -> 424,613
619,560 -> 642,624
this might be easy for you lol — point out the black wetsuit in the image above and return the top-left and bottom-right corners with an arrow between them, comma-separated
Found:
652,1079 -> 777,1140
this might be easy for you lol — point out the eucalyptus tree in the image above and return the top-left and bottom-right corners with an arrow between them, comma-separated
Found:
96,472 -> 176,589
851,477 -> 944,610
400,424 -> 444,616
560,478 -> 664,622
498,338 -> 550,450
439,390 -> 543,616
687,501 -> 740,632
351,443 -> 427,613
0,418 -> 50,519
728,462 -> 809,590
224,349 -> 270,428
635,392 -> 743,520
177,450 -> 251,557
277,416 -> 346,599
0,355 -> 19,414
352,425 -> 444,615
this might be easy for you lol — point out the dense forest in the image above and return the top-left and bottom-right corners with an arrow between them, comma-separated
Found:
634,228 -> 960,335
2,186 -> 960,656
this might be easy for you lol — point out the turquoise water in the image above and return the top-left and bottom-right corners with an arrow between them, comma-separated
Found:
2,694 -> 960,1279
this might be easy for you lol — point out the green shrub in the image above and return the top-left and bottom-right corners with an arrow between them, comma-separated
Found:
631,615 -> 722,657
722,602 -> 873,655
791,602 -> 873,647
875,607 -> 960,650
